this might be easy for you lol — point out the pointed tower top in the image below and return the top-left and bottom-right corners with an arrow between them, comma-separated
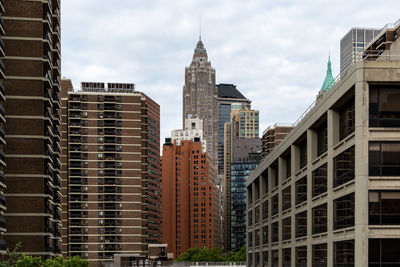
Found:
199,15 -> 202,41
320,54 -> 335,93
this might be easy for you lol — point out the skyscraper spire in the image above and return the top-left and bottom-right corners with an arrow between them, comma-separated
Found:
199,15 -> 202,41
320,53 -> 335,93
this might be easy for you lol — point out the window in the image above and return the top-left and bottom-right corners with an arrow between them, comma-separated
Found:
369,239 -> 400,267
340,96 -> 355,140
369,191 -> 400,225
296,246 -> 307,267
248,210 -> 252,226
283,248 -> 291,267
255,252 -> 260,267
263,251 -> 268,267
262,200 -> 268,220
271,162 -> 279,188
299,139 -> 307,169
272,194 -> 279,216
369,142 -> 400,176
248,232 -> 252,248
296,176 -> 307,205
283,150 -> 291,179
312,163 -> 327,197
334,193 -> 355,230
255,229 -> 260,247
334,240 -> 354,267
271,222 -> 279,243
261,170 -> 268,195
313,204 -> 327,234
295,211 -> 307,238
313,243 -> 327,267
271,250 -> 278,267
255,205 -> 260,224
369,84 -> 400,127
317,120 -> 328,156
282,186 -> 291,211
334,146 -> 355,187
282,217 -> 291,241
262,225 -> 268,245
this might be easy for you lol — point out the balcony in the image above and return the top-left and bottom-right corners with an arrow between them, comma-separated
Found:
0,173 -> 5,186
104,104 -> 115,111
70,153 -> 81,160
0,150 -> 5,166
0,16 -> 4,35
0,0 -> 4,13
105,195 -> 116,202
0,217 -> 5,229
0,82 -> 5,100
0,127 -> 5,145
104,129 -> 116,135
104,112 -> 115,119
0,104 -> 5,123
70,186 -> 82,193
104,121 -> 115,127
104,178 -> 116,185
70,137 -> 81,143
105,137 -> 115,144
104,170 -> 116,177
70,170 -> 81,177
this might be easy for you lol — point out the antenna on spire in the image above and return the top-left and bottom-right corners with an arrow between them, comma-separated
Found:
199,15 -> 202,41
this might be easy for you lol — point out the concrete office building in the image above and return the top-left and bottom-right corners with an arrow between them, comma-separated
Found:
340,27 -> 381,75
161,138 -> 221,258
246,21 -> 400,267
217,84 -> 251,176
224,107 -> 259,252
183,38 -> 218,166
261,124 -> 292,158
230,139 -> 262,252
61,81 -> 161,266
3,0 -> 62,257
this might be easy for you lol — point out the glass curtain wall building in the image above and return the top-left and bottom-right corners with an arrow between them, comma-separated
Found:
340,27 -> 381,74
231,149 -> 261,252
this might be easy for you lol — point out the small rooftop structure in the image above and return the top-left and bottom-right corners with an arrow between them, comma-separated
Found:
81,82 -> 135,93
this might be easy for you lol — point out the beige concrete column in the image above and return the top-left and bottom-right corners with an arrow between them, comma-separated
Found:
354,76 -> 369,267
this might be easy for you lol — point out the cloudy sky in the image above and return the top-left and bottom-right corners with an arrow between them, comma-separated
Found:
61,0 -> 400,142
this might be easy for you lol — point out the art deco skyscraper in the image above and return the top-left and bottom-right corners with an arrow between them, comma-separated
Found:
183,38 -> 218,164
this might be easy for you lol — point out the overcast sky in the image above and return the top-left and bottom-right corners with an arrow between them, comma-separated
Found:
61,0 -> 400,143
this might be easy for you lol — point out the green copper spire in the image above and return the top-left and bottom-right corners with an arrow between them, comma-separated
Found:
320,54 -> 335,93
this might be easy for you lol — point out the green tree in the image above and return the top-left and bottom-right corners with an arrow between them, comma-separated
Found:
15,255 -> 43,267
0,242 -> 23,267
0,243 -> 88,267
176,247 -> 245,262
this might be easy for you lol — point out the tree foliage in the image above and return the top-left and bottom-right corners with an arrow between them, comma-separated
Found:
0,243 -> 88,267
175,247 -> 246,262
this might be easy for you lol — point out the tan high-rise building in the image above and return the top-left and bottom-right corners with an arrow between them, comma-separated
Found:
161,138 -> 221,259
3,0 -> 62,257
61,81 -> 161,266
182,38 -> 218,165
223,107 -> 259,251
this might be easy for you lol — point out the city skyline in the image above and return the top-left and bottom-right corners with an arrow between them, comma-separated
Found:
61,0 -> 400,143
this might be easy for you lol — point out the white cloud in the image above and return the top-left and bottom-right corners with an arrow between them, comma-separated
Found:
61,0 -> 400,147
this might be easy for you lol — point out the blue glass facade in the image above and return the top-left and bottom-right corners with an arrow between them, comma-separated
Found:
218,103 -> 233,174
230,154 -> 261,252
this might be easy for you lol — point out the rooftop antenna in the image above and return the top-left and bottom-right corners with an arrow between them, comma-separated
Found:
199,15 -> 202,41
